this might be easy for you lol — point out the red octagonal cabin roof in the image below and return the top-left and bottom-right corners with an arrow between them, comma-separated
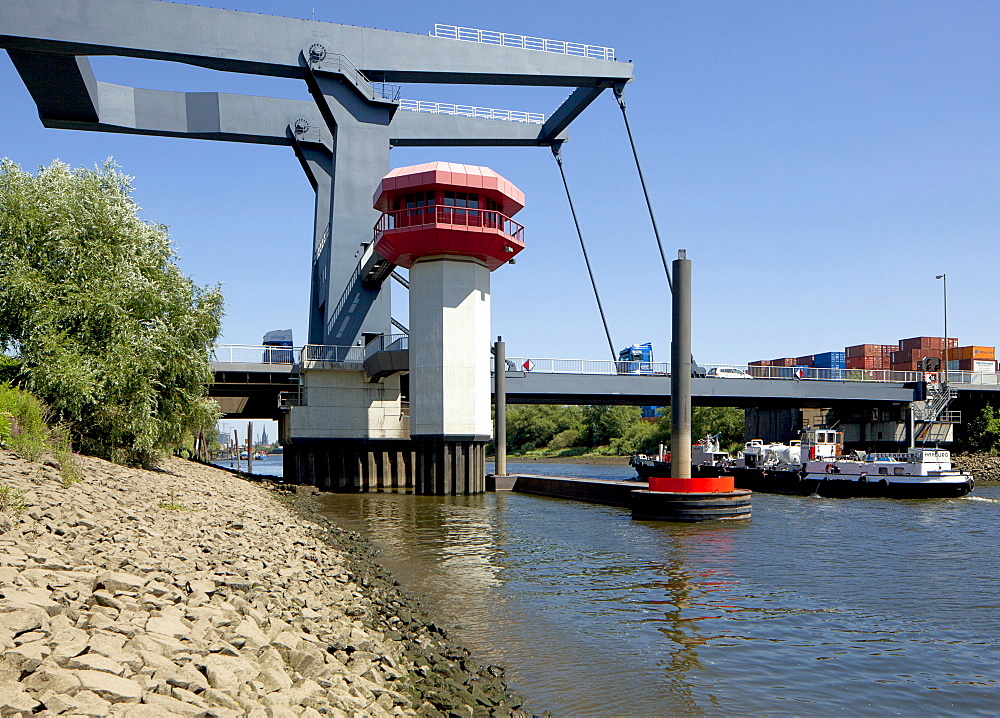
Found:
373,161 -> 525,216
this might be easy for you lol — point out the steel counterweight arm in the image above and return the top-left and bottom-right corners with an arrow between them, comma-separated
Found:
614,84 -> 673,294
551,143 -> 617,362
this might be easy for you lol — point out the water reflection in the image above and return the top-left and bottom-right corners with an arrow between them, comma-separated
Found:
317,480 -> 1000,716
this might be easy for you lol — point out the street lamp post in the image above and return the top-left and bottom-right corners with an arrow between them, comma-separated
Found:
936,273 -> 948,384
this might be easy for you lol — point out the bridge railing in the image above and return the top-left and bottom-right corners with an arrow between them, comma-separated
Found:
430,24 -> 616,61
211,345 -> 300,365
301,344 -> 366,366
502,358 -> 933,384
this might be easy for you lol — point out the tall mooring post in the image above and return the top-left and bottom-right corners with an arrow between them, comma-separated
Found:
632,250 -> 752,521
494,337 -> 508,478
670,250 -> 692,479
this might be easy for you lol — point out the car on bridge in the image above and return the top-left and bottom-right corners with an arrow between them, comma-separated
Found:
707,366 -> 753,379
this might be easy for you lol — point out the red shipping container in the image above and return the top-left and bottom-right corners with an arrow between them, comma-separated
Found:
749,360 -> 772,366
772,358 -> 797,367
899,337 -> 958,351
847,344 -> 878,358
796,355 -> 815,367
847,344 -> 899,358
846,356 -> 889,370
892,348 -> 943,364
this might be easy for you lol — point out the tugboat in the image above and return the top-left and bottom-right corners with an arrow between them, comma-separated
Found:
630,430 -> 974,499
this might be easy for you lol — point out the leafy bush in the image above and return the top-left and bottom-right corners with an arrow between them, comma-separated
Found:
0,382 -> 50,460
0,382 -> 80,483
547,428 -> 581,451
962,404 -> 1000,453
0,485 -> 26,517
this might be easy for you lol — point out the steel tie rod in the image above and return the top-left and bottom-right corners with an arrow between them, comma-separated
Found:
551,142 -> 617,361
614,85 -> 673,293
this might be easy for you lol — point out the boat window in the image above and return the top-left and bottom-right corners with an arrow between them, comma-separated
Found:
894,467 -> 905,475
878,467 -> 888,475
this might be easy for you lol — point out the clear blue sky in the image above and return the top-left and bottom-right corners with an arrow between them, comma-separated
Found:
1,0 -> 998,371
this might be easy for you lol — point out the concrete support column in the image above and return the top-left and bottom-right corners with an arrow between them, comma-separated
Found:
409,256 -> 492,494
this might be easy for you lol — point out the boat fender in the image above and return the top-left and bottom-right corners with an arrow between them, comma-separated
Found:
858,474 -> 868,483
825,463 -> 835,474
878,478 -> 890,489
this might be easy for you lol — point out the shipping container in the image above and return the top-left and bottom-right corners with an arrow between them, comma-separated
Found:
814,351 -> 846,369
846,355 -> 890,370
899,336 -> 958,352
772,358 -> 798,367
749,360 -> 772,366
892,348 -> 944,364
846,344 -> 898,357
947,359 -> 997,373
952,346 -> 996,361
795,355 -> 815,367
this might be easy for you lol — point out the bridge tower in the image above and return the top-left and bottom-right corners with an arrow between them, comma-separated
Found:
373,163 -> 525,493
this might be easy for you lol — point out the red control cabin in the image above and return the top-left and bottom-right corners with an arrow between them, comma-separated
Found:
373,161 -> 525,271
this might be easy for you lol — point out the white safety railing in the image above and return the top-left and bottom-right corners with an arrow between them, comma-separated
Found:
501,358 -> 936,384
398,99 -> 544,124
211,345 -> 299,365
301,344 -> 366,365
431,24 -> 615,61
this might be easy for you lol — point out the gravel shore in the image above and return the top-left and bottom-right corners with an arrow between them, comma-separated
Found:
951,452 -> 1000,483
0,450 -> 526,716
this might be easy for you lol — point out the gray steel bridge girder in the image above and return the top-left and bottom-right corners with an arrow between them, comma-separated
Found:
500,373 -> 918,408
0,0 -> 633,86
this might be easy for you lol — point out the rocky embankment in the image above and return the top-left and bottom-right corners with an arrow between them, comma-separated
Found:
0,451 -> 525,716
951,452 -> 1000,483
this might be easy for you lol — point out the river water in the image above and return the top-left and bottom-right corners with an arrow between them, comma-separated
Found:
220,456 -> 1000,714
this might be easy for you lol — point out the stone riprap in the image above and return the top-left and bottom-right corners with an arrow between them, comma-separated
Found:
952,452 -> 1000,483
0,451 -> 525,717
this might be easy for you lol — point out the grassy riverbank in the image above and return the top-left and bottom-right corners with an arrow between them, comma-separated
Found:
0,449 -> 526,716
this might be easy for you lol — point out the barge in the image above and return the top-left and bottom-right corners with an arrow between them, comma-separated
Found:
630,430 -> 974,499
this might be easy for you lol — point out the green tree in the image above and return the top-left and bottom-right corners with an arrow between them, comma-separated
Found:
962,404 -> 1000,453
582,405 -> 644,447
692,407 -> 745,452
643,406 -> 745,454
0,159 -> 223,466
507,405 -> 584,453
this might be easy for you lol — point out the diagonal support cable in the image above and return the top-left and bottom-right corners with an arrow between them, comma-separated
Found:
614,85 -> 672,293
551,143 -> 617,361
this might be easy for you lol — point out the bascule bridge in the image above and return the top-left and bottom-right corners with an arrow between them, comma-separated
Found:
0,0 -> 634,493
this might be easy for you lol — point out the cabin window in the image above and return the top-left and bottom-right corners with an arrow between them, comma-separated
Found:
878,467 -> 888,475
894,467 -> 905,475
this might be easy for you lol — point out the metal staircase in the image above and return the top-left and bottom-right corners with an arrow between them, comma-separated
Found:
914,384 -> 960,442
917,385 -> 960,423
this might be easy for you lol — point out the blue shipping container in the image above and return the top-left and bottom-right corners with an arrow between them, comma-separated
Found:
814,351 -> 846,369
